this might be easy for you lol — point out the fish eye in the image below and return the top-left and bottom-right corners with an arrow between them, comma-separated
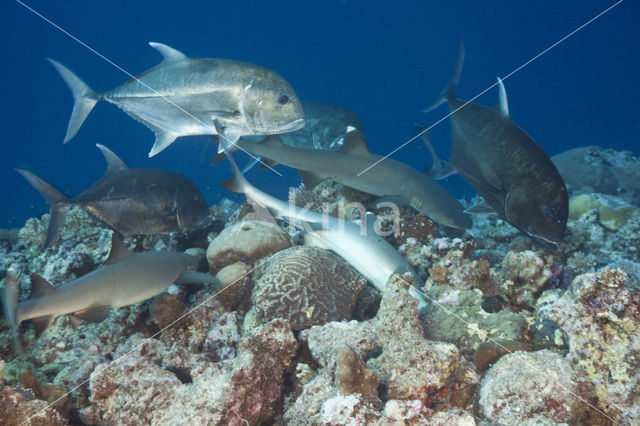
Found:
278,94 -> 290,105
541,205 -> 556,220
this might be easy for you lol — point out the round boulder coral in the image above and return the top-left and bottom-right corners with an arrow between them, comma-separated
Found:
250,246 -> 367,330
206,221 -> 292,274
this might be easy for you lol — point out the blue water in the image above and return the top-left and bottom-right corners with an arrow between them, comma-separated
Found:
1,0 -> 638,229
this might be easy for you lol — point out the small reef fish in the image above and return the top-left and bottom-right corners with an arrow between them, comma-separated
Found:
232,128 -> 472,230
3,234 -> 220,351
279,101 -> 366,151
49,42 -> 305,157
17,144 -> 210,248
423,39 -> 568,246
220,146 -> 427,308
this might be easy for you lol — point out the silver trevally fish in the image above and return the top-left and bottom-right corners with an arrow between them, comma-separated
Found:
3,235 -> 220,352
279,101 -> 366,150
49,42 -> 305,157
423,39 -> 568,246
233,128 -> 472,230
17,144 -> 210,248
220,145 -> 426,308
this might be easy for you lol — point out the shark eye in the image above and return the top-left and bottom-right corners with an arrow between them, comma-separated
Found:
278,94 -> 290,105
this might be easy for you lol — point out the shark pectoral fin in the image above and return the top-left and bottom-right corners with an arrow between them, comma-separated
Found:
148,129 -> 178,157
104,233 -> 131,265
32,315 -> 56,338
338,127 -> 370,155
73,305 -> 111,323
298,170 -> 324,189
257,157 -> 279,170
69,315 -> 82,330
148,42 -> 187,63
174,271 -> 222,288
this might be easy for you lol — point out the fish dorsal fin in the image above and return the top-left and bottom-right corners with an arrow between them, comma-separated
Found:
495,77 -> 509,118
105,233 -> 131,265
73,305 -> 111,323
29,274 -> 56,299
96,144 -> 127,173
338,126 -> 369,155
299,170 -> 324,189
148,42 -> 187,63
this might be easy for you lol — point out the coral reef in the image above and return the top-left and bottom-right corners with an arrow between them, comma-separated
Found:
547,267 -> 640,423
478,349 -> 591,424
569,193 -> 637,231
247,246 -> 367,330
494,250 -> 555,308
206,220 -> 292,274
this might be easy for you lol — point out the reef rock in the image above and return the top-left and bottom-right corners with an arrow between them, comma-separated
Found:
569,193 -> 638,231
495,250 -> 555,308
547,267 -> 640,423
248,246 -> 367,330
82,319 -> 297,425
206,220 -> 292,274
0,384 -> 68,425
479,350 -> 592,424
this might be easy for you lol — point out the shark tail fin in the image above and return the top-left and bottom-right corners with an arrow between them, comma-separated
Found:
16,169 -> 71,248
220,142 -> 251,195
423,38 -> 465,113
48,58 -> 99,143
3,267 -> 24,354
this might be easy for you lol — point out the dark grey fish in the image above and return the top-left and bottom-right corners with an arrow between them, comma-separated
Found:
49,42 -> 305,157
17,144 -> 210,248
423,39 -> 568,246
279,101 -> 366,150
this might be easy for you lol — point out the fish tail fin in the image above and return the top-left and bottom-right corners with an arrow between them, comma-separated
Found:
48,58 -> 99,143
15,169 -> 71,248
3,267 -> 24,354
423,38 -> 465,113
220,141 -> 251,195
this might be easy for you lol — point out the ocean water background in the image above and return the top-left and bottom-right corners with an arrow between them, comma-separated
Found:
1,0 -> 638,229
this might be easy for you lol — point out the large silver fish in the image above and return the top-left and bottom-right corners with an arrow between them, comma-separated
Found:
423,39 -> 568,246
17,144 -> 210,248
49,42 -> 305,157
232,129 -> 472,230
3,235 -> 219,351
279,101 -> 366,150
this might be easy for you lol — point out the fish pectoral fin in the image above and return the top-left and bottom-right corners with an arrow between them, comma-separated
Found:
174,271 -> 221,287
465,201 -> 497,215
298,170 -> 324,189
148,42 -> 187,63
73,305 -> 111,323
149,129 -> 178,157
32,315 -> 56,338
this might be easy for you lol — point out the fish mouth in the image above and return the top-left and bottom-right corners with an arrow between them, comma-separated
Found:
276,118 -> 305,133
526,228 -> 560,248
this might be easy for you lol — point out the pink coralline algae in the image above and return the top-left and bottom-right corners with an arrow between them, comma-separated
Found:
80,319 -> 297,425
547,267 -> 640,423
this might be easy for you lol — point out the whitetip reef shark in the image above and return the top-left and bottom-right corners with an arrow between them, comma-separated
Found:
3,234 -> 220,353
223,127 -> 472,230
49,42 -> 305,157
423,39 -> 568,246
16,144 -> 210,248
220,145 -> 427,308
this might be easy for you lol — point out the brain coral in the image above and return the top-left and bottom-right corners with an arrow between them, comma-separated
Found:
250,246 -> 367,330
206,220 -> 292,274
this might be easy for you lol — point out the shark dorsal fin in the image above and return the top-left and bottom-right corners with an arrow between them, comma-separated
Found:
105,233 -> 131,265
338,127 -> 370,155
96,144 -> 127,173
148,42 -> 187,63
495,77 -> 510,118
29,274 -> 56,298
